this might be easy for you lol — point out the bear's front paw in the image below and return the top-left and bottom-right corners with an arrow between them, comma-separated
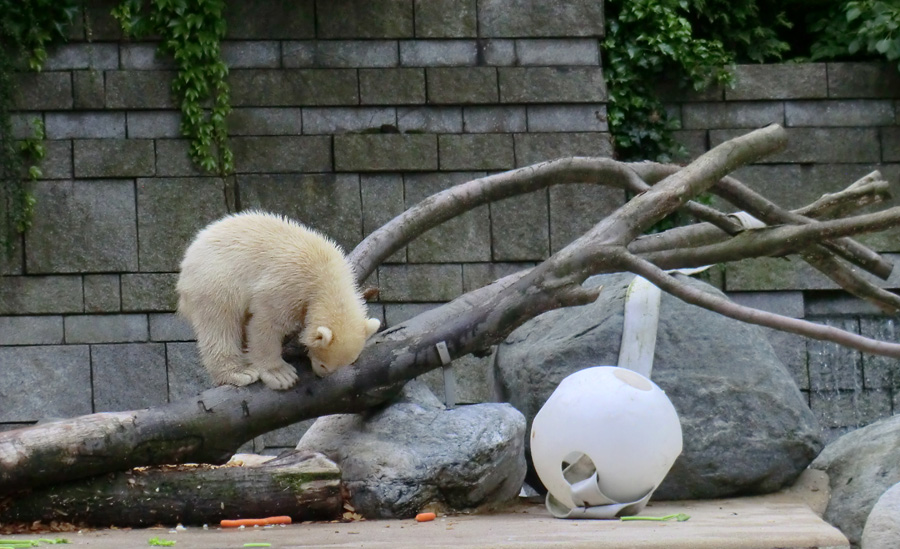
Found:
260,364 -> 299,390
217,368 -> 260,387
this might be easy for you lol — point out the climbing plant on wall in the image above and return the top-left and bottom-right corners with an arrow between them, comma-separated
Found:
0,0 -> 78,255
601,0 -> 792,234
602,0 -> 900,164
810,1 -> 900,71
112,0 -> 234,175
602,0 -> 791,163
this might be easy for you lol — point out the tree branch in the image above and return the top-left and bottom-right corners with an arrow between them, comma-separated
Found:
630,165 -> 894,280
571,124 -> 787,249
618,252 -> 900,358
629,163 -> 897,312
629,173 -> 892,257
347,157 -> 644,281
796,171 -> 892,219
639,206 -> 900,272
2,124 -> 899,502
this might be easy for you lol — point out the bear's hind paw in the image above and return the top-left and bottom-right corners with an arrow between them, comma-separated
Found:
260,365 -> 299,390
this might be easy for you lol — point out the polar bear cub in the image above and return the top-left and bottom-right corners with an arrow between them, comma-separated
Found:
177,211 -> 380,390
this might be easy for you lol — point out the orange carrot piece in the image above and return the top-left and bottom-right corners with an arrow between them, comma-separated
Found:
415,512 -> 436,522
220,516 -> 292,528
221,519 -> 263,528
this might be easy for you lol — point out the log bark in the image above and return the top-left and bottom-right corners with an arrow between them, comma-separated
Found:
2,124 -> 900,500
0,451 -> 342,527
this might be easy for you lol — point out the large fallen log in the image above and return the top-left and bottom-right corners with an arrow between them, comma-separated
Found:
0,451 -> 342,527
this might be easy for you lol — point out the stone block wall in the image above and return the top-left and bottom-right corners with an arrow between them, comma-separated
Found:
660,62 -> 900,442
0,0 -> 612,452
2,0 -> 899,450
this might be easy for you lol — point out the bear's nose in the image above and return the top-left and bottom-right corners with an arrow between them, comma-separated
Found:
311,361 -> 330,377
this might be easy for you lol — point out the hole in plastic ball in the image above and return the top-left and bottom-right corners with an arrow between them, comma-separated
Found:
561,452 -> 596,485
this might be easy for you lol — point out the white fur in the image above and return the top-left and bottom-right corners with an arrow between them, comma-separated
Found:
176,211 -> 380,390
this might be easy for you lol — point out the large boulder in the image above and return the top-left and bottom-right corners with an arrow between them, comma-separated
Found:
494,272 -> 823,500
811,415 -> 900,547
296,380 -> 526,518
862,482 -> 900,549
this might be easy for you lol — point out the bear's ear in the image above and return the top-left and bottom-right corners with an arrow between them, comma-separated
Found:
365,318 -> 380,338
313,326 -> 333,347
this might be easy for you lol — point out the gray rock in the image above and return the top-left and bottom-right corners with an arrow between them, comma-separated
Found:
418,352 -> 495,405
438,134 -> 515,171
811,415 -> 900,547
862,482 -> 900,549
0,276 -> 83,315
106,71 -> 176,109
414,0 -> 477,38
548,183 -> 623,253
232,136 -> 332,173
13,72 -> 72,110
513,133 -> 615,170
494,272 -> 823,500
498,67 -> 607,103
224,1 -> 314,39
426,67 -> 498,104
84,274 -> 121,313
296,381 -> 526,518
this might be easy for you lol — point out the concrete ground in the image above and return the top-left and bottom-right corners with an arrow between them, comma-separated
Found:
0,477 -> 849,549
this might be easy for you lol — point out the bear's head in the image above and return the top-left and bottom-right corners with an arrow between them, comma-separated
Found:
306,318 -> 381,376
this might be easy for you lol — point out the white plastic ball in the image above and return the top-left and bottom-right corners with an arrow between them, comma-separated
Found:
531,366 -> 683,509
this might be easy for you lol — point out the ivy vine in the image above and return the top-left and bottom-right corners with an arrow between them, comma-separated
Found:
601,0 -> 793,233
602,0 -> 791,163
0,0 -> 77,254
14,118 -> 45,232
112,0 -> 233,175
811,1 -> 900,71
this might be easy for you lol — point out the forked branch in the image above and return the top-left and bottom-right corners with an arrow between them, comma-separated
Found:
1,124 -> 899,500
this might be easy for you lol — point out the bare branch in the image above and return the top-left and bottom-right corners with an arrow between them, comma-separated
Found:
348,157 -> 643,281
351,126 -> 786,282
639,206 -> 900,272
796,251 -> 900,314
3,124 -> 899,501
629,164 -> 894,280
629,172 -> 892,257
573,125 -> 787,249
796,171 -> 892,219
629,163 -> 897,312
617,252 -> 900,358
717,176 -> 893,280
